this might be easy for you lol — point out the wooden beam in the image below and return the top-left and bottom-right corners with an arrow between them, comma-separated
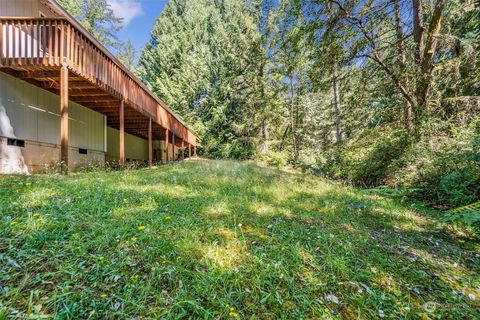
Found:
68,88 -> 107,95
119,100 -> 125,169
107,115 -> 147,122
148,118 -> 152,168
8,70 -> 75,79
69,93 -> 112,98
81,101 -> 122,108
73,97 -> 118,103
35,79 -> 93,89
60,64 -> 69,173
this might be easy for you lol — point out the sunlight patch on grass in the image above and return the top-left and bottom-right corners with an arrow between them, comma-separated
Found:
18,188 -> 59,209
250,201 -> 276,216
200,241 -> 247,270
111,202 -> 157,219
203,201 -> 232,218
121,182 -> 191,198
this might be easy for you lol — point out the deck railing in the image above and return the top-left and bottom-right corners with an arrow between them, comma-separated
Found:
0,17 -> 195,145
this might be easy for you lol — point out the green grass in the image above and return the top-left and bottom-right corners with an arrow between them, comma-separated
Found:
1,159 -> 479,319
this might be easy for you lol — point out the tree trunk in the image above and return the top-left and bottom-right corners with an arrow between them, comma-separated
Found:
296,71 -> 303,150
393,0 -> 405,67
415,0 -> 446,112
261,118 -> 269,152
289,72 -> 298,162
259,62 -> 269,152
332,59 -> 343,143
394,0 -> 413,133
412,0 -> 425,65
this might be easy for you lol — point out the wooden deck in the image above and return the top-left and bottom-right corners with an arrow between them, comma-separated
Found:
0,17 -> 196,170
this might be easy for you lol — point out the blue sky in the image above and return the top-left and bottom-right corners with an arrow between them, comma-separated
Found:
108,0 -> 170,54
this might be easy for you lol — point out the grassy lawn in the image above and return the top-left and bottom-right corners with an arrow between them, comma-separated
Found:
1,159 -> 479,319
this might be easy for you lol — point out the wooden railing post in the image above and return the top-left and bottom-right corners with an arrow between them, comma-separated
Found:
148,118 -> 152,168
60,63 -> 69,173
119,99 -> 125,169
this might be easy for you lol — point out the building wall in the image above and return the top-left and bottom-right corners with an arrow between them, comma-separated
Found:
106,127 -> 148,162
0,71 -> 106,173
153,140 -> 179,162
0,70 -> 184,173
0,137 -> 105,173
0,0 -> 56,17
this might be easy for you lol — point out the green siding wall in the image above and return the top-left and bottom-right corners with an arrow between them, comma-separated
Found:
106,127 -> 148,161
0,71 -> 106,151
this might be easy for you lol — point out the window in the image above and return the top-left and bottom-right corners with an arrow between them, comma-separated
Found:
79,148 -> 88,155
7,138 -> 25,148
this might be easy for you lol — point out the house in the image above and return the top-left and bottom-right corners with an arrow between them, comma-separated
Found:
0,0 -> 196,174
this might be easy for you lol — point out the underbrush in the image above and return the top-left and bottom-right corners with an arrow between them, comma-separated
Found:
316,126 -> 411,187
392,119 -> 480,208
310,118 -> 480,231
256,150 -> 289,168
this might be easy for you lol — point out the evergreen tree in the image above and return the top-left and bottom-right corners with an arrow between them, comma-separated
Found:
138,0 -> 270,158
117,40 -> 137,71
57,0 -> 123,49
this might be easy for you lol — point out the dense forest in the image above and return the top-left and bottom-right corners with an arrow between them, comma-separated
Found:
59,0 -> 479,226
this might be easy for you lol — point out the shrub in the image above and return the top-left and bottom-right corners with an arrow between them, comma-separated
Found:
257,150 -> 289,168
392,119 -> 480,207
444,201 -> 480,234
310,118 -> 480,210
317,127 -> 410,186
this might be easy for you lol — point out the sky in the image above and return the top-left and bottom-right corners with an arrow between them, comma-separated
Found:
107,0 -> 170,53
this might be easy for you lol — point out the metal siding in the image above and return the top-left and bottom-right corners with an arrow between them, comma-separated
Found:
0,71 -> 106,151
38,89 -> 60,144
106,127 -> 148,161
68,101 -> 105,150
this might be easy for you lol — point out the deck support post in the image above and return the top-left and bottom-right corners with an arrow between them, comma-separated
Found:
172,134 -> 175,161
164,129 -> 169,163
148,118 -> 152,168
119,100 -> 125,169
60,63 -> 69,174
188,143 -> 192,159
181,140 -> 185,160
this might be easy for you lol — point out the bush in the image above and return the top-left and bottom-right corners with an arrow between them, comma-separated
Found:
257,150 -> 289,168
444,201 -> 480,232
310,118 -> 480,209
392,119 -> 480,207
317,127 -> 410,186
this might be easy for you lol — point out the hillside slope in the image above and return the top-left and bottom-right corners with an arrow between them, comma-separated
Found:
1,160 -> 479,318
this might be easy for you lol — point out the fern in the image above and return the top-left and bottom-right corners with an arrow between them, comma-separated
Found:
445,201 -> 480,226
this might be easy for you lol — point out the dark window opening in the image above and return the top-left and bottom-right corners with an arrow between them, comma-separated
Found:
7,138 -> 25,148
79,148 -> 88,155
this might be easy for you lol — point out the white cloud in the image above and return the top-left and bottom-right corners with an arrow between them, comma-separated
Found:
107,0 -> 143,26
